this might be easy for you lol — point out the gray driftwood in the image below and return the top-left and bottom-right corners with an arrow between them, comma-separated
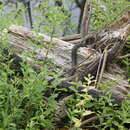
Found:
7,25 -> 99,70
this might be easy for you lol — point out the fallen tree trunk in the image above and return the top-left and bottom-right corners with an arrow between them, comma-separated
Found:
7,25 -> 98,70
8,23 -> 130,76
6,23 -> 130,99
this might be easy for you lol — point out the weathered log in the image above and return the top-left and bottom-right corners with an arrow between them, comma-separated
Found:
8,24 -> 130,93
7,25 -> 98,70
6,24 -> 130,100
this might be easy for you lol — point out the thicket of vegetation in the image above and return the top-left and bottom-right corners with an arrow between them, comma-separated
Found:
0,0 -> 130,129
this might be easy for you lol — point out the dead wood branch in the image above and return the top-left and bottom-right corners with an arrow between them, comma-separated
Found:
117,53 -> 130,59
80,116 -> 98,128
81,0 -> 91,37
60,34 -> 81,41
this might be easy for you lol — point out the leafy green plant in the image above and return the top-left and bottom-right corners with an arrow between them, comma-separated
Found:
90,0 -> 129,30
0,45 -> 61,129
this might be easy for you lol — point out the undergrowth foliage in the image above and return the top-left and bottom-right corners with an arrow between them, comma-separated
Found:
0,48 -> 61,129
65,79 -> 130,129
91,0 -> 129,30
